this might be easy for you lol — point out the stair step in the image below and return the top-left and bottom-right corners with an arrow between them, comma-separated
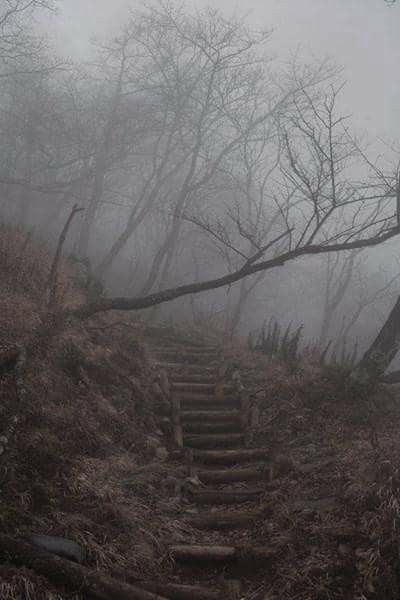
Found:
181,410 -> 240,423
183,421 -> 241,434
179,395 -> 239,410
172,383 -> 216,394
155,351 -> 219,364
160,346 -> 219,355
186,510 -> 262,530
169,544 -> 276,564
192,448 -> 269,466
198,465 -> 266,484
142,582 -> 220,600
187,487 -> 262,505
170,375 -> 218,385
155,363 -> 218,375
183,433 -> 244,449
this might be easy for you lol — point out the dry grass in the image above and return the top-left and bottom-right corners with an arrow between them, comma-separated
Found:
4,225 -> 400,598
0,227 -> 182,597
224,343 -> 400,599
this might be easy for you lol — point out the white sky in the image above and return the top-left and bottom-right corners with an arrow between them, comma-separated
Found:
43,0 -> 400,140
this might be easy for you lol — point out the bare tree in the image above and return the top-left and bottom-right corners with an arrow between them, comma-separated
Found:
319,249 -> 361,346
65,79 -> 400,319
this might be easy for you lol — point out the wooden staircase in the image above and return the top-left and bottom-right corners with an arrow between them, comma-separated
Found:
146,338 -> 273,600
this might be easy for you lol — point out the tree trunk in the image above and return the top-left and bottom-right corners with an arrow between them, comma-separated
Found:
356,295 -> 400,379
78,149 -> 107,259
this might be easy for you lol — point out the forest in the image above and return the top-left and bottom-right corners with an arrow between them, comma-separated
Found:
0,1 -> 400,599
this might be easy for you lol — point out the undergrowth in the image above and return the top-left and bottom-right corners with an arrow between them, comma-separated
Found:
0,226 -> 184,598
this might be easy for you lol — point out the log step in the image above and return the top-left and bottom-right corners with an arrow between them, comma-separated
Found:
172,383 -> 216,394
181,410 -> 240,423
141,582 -> 220,600
169,544 -> 276,564
155,352 -> 219,364
183,421 -> 241,434
187,487 -> 262,505
155,363 -> 218,375
192,448 -> 269,466
186,510 -> 262,530
179,395 -> 239,410
170,375 -> 218,385
197,465 -> 266,484
183,433 -> 244,449
159,346 -> 219,355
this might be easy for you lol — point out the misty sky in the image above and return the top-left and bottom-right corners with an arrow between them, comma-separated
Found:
45,0 -> 400,143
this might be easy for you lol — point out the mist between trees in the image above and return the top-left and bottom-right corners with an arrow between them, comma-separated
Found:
1,0 -> 400,377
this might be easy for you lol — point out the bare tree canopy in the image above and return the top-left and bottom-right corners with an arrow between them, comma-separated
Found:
0,0 -> 399,377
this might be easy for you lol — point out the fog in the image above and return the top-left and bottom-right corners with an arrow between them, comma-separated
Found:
2,0 -> 400,361
47,0 -> 400,138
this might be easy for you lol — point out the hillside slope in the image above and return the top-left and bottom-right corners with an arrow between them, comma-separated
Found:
1,226 -> 400,600
0,227 -> 186,598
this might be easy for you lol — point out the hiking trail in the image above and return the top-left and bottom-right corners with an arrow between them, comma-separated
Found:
145,336 -> 273,600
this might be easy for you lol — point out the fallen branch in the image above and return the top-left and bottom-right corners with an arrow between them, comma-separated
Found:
0,534 -> 168,600
70,225 -> 400,319
141,582 -> 220,600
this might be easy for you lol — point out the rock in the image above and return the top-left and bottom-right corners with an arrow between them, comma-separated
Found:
338,544 -> 352,557
27,535 -> 85,563
155,446 -> 169,461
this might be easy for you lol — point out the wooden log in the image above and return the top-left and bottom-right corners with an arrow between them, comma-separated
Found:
154,344 -> 218,354
192,448 -> 269,466
186,511 -> 261,530
170,545 -> 235,562
187,487 -> 262,505
155,352 -> 219,364
183,433 -> 244,449
183,421 -> 241,434
155,363 -> 218,376
176,393 -> 216,402
181,410 -> 240,423
0,534 -> 167,600
180,396 -> 239,410
198,465 -> 266,484
172,383 -> 216,394
141,582 -> 220,600
169,544 -> 276,564
170,375 -> 218,385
